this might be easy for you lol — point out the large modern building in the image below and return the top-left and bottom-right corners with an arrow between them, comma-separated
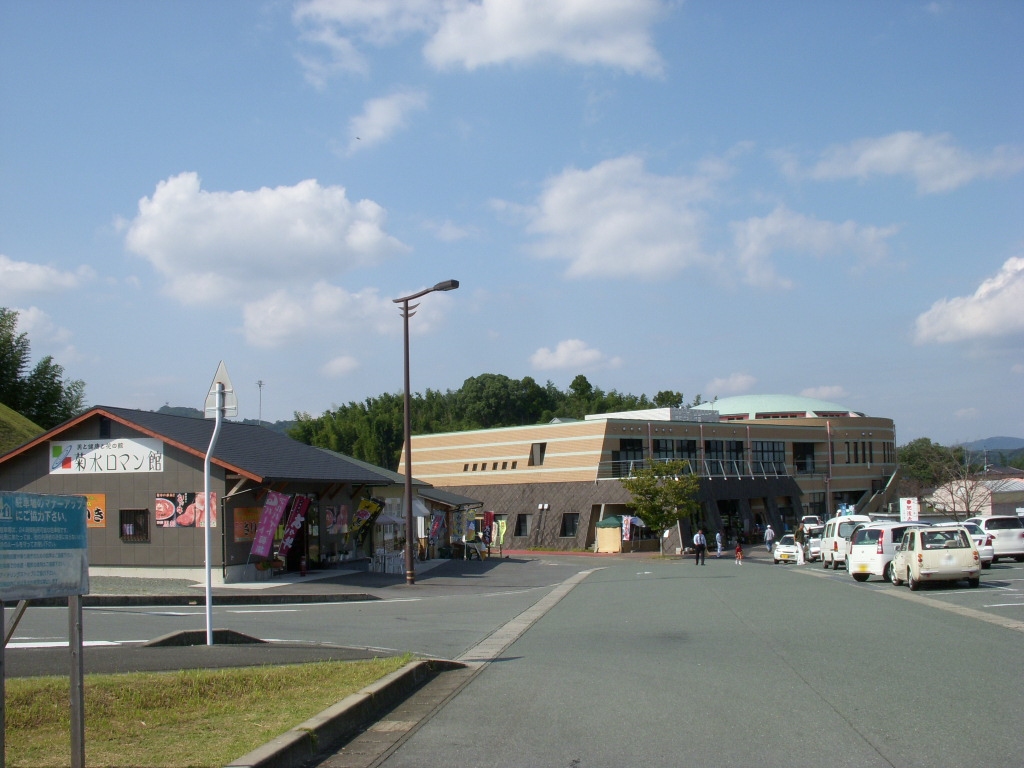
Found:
399,394 -> 899,553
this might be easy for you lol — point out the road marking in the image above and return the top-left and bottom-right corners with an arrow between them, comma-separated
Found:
984,602 -> 1024,608
225,608 -> 299,614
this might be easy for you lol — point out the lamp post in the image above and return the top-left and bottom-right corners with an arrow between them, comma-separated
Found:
394,279 -> 459,585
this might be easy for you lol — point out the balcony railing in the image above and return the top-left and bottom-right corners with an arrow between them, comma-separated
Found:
598,457 -> 791,480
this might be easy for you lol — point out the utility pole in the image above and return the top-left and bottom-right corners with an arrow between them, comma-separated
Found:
257,380 -> 264,425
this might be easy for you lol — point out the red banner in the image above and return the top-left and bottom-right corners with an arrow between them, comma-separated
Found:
277,495 -> 310,558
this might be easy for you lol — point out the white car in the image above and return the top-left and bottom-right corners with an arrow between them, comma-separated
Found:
959,522 -> 995,569
963,516 -> 1024,563
890,525 -> 981,590
773,534 -> 802,564
820,514 -> 871,570
804,532 -> 822,562
847,521 -> 929,582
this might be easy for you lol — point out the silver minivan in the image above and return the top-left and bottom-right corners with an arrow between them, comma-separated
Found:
847,521 -> 929,582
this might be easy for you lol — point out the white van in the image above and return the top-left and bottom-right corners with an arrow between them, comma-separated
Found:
820,514 -> 871,570
847,521 -> 930,582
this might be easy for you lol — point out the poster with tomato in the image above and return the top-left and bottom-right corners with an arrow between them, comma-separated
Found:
155,492 -> 218,528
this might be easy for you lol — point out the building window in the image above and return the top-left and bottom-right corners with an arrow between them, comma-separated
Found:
119,509 -> 149,542
529,442 -> 547,466
793,443 -> 815,474
493,462 -> 498,470
514,514 -> 531,536
704,439 -> 724,475
559,513 -> 579,538
501,461 -> 508,470
464,464 -> 469,472
751,441 -> 785,474
472,463 -> 478,471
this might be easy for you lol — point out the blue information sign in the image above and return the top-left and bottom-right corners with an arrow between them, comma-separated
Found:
0,491 -> 90,600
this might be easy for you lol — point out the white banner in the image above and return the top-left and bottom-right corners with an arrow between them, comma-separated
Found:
899,497 -> 919,522
50,438 -> 164,474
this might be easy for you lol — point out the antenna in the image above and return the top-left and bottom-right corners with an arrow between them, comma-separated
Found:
256,380 -> 264,425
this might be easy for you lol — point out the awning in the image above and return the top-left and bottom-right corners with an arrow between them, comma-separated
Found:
417,487 -> 483,510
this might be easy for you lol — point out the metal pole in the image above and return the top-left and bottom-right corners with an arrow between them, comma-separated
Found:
204,383 -> 224,644
402,301 -> 416,584
69,595 -> 85,768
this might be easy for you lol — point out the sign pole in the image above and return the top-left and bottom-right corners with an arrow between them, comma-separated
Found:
204,382 -> 224,646
69,595 -> 85,768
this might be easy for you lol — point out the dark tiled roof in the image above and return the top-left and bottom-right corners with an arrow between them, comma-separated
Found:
418,487 -> 482,509
91,407 -> 396,486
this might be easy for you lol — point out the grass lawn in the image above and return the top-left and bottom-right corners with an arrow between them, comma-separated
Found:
4,655 -> 410,768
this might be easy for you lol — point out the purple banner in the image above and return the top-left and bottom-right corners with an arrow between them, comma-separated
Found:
249,491 -> 292,559
277,496 -> 310,558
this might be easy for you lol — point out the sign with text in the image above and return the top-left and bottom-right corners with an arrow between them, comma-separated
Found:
233,508 -> 261,542
899,497 -> 920,522
0,491 -> 89,600
277,496 -> 310,558
85,493 -> 107,528
50,438 -> 164,475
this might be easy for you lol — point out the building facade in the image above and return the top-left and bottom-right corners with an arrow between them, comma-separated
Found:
399,395 -> 899,553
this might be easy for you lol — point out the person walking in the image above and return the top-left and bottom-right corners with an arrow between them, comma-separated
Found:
735,542 -> 744,564
764,524 -> 775,553
693,528 -> 707,565
715,530 -> 723,558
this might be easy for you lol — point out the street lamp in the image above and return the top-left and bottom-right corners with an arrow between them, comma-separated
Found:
394,279 -> 459,585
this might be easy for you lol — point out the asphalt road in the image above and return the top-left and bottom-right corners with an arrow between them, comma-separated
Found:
6,553 -> 1023,767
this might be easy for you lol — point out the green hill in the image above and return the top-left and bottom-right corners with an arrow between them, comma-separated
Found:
0,402 -> 44,456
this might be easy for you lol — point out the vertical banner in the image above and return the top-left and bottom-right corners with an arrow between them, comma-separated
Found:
277,496 -> 310,558
250,491 -> 292,558
899,497 -> 919,522
429,512 -> 444,542
483,511 -> 494,546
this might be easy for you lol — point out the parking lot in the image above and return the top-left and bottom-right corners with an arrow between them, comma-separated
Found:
783,556 -> 1024,632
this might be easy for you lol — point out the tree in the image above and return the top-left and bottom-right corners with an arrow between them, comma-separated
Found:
619,459 -> 701,531
896,438 -> 969,497
0,307 -> 86,429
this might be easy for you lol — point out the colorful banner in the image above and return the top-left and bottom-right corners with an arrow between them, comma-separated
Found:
622,515 -> 631,541
429,512 -> 444,542
483,511 -> 495,546
154,492 -> 218,528
495,519 -> 507,548
85,493 -> 106,528
50,438 -> 163,474
250,491 -> 291,558
325,504 -> 347,535
277,496 -> 310,558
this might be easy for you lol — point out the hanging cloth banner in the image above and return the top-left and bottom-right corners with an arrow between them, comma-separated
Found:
429,512 -> 444,542
622,514 -> 631,542
350,497 -> 383,545
483,510 -> 495,546
250,491 -> 292,558
277,495 -> 310,558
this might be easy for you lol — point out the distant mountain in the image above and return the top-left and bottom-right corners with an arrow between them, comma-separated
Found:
960,436 -> 1024,451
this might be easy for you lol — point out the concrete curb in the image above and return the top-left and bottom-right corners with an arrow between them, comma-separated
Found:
225,658 -> 464,768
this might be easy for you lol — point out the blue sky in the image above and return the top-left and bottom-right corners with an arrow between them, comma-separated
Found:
1,1 -> 1021,445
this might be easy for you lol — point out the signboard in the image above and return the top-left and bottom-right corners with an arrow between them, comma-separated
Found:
900,497 -> 920,522
277,496 -> 311,558
85,493 -> 107,528
233,508 -> 261,542
154,492 -> 218,528
0,491 -> 89,600
50,438 -> 163,475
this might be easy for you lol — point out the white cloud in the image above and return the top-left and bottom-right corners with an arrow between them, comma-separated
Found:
122,173 -> 407,305
914,256 -> 1024,343
530,339 -> 621,371
0,254 -> 94,300
242,282 -> 394,348
322,355 -> 360,378
346,89 -> 428,154
731,205 -> 898,289
789,132 -> 1024,193
706,373 -> 756,396
424,0 -> 665,74
294,0 -> 666,80
525,155 -> 719,279
10,306 -> 73,346
423,218 -> 472,242
800,385 -> 849,401
954,407 -> 978,420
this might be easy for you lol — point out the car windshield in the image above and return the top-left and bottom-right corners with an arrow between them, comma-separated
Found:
987,517 -> 1024,530
852,529 -> 882,545
961,523 -> 983,536
921,530 -> 970,550
779,535 -> 795,546
837,521 -> 859,537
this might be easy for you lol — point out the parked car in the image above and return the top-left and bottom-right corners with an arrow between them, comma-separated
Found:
963,516 -> 1024,563
803,526 -> 823,562
773,534 -> 802,564
890,526 -> 981,590
847,521 -> 931,582
800,515 -> 823,528
820,514 -> 871,570
959,522 -> 995,569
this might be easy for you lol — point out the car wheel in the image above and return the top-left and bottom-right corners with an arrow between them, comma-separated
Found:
968,577 -> 980,588
889,562 -> 902,586
991,556 -> 999,564
1015,556 -> 1024,563
852,573 -> 869,582
773,559 -> 779,564
822,557 -> 829,569
982,561 -> 991,570
908,568 -> 920,591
